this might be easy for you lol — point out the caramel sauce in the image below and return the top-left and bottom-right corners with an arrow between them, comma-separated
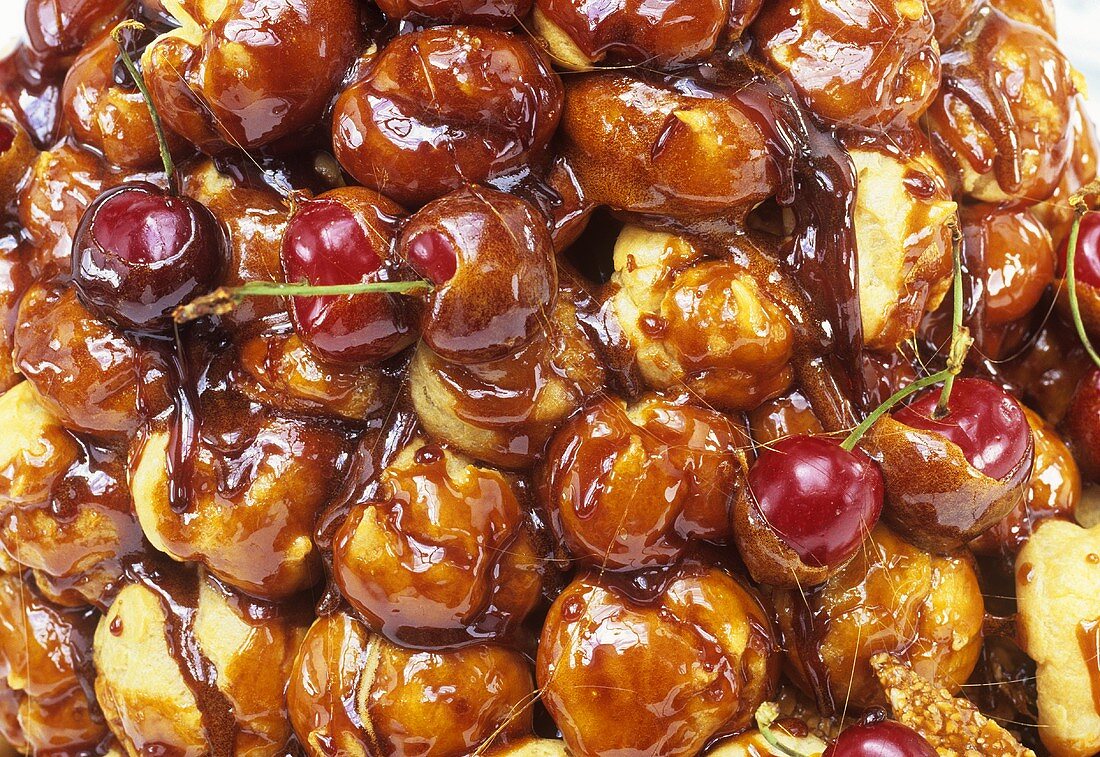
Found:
1078,619 -> 1100,715
124,559 -> 239,757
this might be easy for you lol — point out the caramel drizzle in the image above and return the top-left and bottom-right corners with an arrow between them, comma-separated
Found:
126,560 -> 239,757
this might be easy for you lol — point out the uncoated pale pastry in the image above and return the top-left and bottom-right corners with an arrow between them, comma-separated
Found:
1016,519 -> 1100,757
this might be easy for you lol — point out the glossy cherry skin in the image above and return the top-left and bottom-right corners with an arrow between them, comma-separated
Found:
748,435 -> 884,568
1058,211 -> 1100,290
893,378 -> 1031,481
282,194 -> 416,365
72,182 -> 226,330
822,719 -> 936,757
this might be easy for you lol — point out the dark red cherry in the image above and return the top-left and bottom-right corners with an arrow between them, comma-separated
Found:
1059,212 -> 1100,290
823,719 -> 936,757
282,195 -> 415,364
748,435 -> 884,568
72,182 -> 226,330
1064,367 -> 1100,482
0,123 -> 14,153
404,229 -> 457,285
893,378 -> 1031,480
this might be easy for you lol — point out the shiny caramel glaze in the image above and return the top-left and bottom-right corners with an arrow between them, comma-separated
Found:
179,159 -> 291,332
1002,316 -> 1093,426
0,382 -> 147,609
963,205 -> 1054,329
560,74 -> 776,219
925,4 -> 1076,203
747,389 -> 824,447
17,139 -> 117,278
399,186 -> 557,364
288,611 -> 535,757
1036,97 -> 1099,248
607,227 -> 795,410
538,562 -> 778,756
61,24 -> 184,169
0,571 -> 107,755
539,393 -> 746,570
861,394 -> 1034,553
0,45 -> 64,149
376,0 -> 532,26
235,325 -> 399,422
23,0 -> 129,69
0,227 -> 33,398
925,0 -> 981,44
410,279 -> 605,469
95,564 -> 309,757
774,526 -> 984,713
130,343 -> 356,599
284,187 -> 418,366
752,0 -> 941,130
971,406 -> 1080,556
533,0 -> 732,68
846,132 -> 956,351
141,0 -> 363,153
333,438 -> 541,648
13,284 -> 172,439
333,27 -> 562,207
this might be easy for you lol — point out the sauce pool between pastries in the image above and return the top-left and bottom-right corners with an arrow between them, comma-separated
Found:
0,0 -> 1098,755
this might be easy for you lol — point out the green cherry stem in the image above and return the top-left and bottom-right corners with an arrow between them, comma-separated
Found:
840,368 -> 954,452
172,279 -> 432,324
1066,180 -> 1100,369
112,20 -> 178,194
934,214 -> 972,418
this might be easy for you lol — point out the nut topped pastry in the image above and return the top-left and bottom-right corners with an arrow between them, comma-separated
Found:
0,0 -> 1098,752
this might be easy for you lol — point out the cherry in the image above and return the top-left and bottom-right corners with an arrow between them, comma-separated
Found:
822,718 -> 936,757
748,435 -> 884,568
892,377 -> 1030,480
404,230 -> 458,285
281,196 -> 416,364
1064,367 -> 1100,481
1059,212 -> 1100,290
0,123 -> 13,153
72,182 -> 226,330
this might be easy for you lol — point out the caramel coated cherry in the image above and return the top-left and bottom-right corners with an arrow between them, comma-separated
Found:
862,378 -> 1034,551
282,187 -> 417,365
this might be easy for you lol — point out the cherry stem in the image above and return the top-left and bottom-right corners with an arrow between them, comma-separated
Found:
754,703 -> 812,757
934,214 -> 972,418
1066,180 -> 1100,369
840,368 -> 954,452
112,20 -> 177,194
172,278 -> 432,324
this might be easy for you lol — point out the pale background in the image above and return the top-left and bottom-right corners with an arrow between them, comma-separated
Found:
0,1 -> 1096,124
